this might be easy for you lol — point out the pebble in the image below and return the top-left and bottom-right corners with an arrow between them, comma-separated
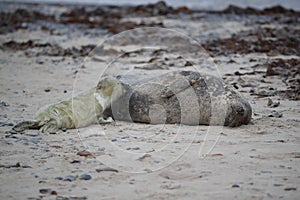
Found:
79,174 -> 92,180
55,176 -> 64,180
0,121 -> 14,127
261,170 -> 272,174
5,135 -> 18,139
111,139 -> 117,142
30,138 -> 42,144
0,101 -> 9,107
27,133 -> 39,137
39,188 -> 51,194
36,58 -> 44,64
70,160 -> 81,164
63,175 -> 76,182
1,162 -> 31,168
98,147 -> 105,152
232,184 -> 240,188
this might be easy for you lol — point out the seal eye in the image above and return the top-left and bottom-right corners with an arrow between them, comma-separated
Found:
236,107 -> 245,115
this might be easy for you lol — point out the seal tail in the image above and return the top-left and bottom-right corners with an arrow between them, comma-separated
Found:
13,121 -> 41,132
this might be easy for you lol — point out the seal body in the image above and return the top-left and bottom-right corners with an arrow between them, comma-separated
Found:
107,71 -> 252,127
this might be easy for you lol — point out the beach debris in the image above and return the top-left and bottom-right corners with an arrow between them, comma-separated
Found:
203,27 -> 300,57
267,98 -> 280,107
161,182 -> 181,190
137,154 -> 151,161
268,110 -> 283,118
77,150 -> 93,157
284,187 -> 297,191
96,167 -> 118,173
210,153 -> 224,157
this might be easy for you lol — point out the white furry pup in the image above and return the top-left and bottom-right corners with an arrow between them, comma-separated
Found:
13,77 -> 123,132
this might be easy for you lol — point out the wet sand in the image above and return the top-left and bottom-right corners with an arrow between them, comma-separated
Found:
0,1 -> 299,199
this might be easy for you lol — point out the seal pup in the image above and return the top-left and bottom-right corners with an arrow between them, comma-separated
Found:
13,77 -> 124,132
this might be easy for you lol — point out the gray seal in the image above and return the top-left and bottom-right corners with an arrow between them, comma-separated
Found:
107,70 -> 252,127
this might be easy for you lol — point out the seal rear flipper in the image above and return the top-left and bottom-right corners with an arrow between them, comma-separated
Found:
13,120 -> 41,132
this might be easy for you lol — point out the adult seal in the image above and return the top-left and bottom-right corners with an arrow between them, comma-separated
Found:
13,70 -> 252,132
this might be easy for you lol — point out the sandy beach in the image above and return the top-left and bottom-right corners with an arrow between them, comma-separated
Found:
0,1 -> 299,199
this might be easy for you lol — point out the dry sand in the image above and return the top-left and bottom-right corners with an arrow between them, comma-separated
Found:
0,2 -> 299,199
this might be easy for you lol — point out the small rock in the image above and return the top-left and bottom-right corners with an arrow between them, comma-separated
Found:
111,139 -> 117,142
44,88 -> 51,92
232,184 -> 240,188
39,188 -> 51,194
132,147 -> 140,150
0,101 -> 9,107
27,133 -> 39,137
79,174 -> 92,180
0,121 -> 14,127
36,58 -> 44,64
63,175 -> 76,182
70,160 -> 81,164
98,147 -> 105,152
261,170 -> 272,174
5,135 -> 18,139
21,165 -> 32,168
55,176 -> 64,180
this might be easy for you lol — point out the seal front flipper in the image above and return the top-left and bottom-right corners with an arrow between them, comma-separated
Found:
160,74 -> 203,98
98,116 -> 114,124
13,120 -> 41,132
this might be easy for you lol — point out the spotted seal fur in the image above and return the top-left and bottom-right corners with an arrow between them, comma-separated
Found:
108,70 -> 252,126
13,71 -> 252,132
